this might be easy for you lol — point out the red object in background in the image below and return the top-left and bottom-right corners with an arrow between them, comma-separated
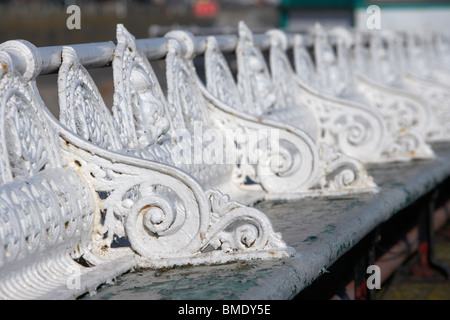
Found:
193,1 -> 219,18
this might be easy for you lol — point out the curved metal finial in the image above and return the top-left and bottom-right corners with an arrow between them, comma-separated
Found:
0,40 -> 42,81
266,29 -> 289,52
164,30 -> 197,59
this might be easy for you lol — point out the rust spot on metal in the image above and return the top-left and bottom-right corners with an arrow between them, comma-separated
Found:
140,205 -> 151,213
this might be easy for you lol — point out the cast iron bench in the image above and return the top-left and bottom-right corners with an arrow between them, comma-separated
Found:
0,22 -> 449,300
0,31 -> 294,299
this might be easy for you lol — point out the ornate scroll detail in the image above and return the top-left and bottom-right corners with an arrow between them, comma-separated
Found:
316,143 -> 372,191
112,24 -> 184,171
269,28 -> 388,164
59,47 -> 122,151
204,35 -> 321,194
205,189 -> 288,255
0,30 -> 293,299
0,40 -> 97,300
232,22 -> 375,190
244,122 -> 321,194
204,36 -> 244,113
311,27 -> 435,161
358,31 -> 433,141
355,76 -> 434,158
398,31 -> 450,142
113,24 -> 173,149
202,25 -> 376,196
401,79 -> 450,143
60,142 -> 293,268
60,36 -> 174,168
379,30 -> 450,143
163,30 -> 233,186
54,28 -> 293,268
165,30 -> 211,130
0,41 -> 61,183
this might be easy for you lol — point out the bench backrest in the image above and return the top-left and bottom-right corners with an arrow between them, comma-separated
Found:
231,23 -> 390,165
0,31 -> 295,299
58,25 -> 233,192
310,26 -> 436,159
165,29 -> 323,195
0,40 -> 95,299
360,30 -> 450,144
201,24 -> 378,194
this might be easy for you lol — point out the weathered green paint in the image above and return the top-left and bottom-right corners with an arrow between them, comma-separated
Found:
303,235 -> 318,243
322,224 -> 336,234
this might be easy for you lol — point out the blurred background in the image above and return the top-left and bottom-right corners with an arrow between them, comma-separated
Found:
3,0 -> 449,119
0,0 -> 449,47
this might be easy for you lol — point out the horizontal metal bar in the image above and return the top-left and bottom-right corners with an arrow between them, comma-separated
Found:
39,39 -> 169,75
39,41 -> 117,75
37,32 -> 304,75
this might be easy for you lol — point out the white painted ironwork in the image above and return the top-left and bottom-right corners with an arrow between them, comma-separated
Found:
352,29 -> 439,151
390,30 -> 450,142
362,29 -> 450,143
203,23 -> 377,198
1,22 -> 449,300
313,25 -> 435,161
267,28 -> 393,164
432,31 -> 450,74
56,25 -> 293,268
0,28 -> 294,300
0,40 -> 106,300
